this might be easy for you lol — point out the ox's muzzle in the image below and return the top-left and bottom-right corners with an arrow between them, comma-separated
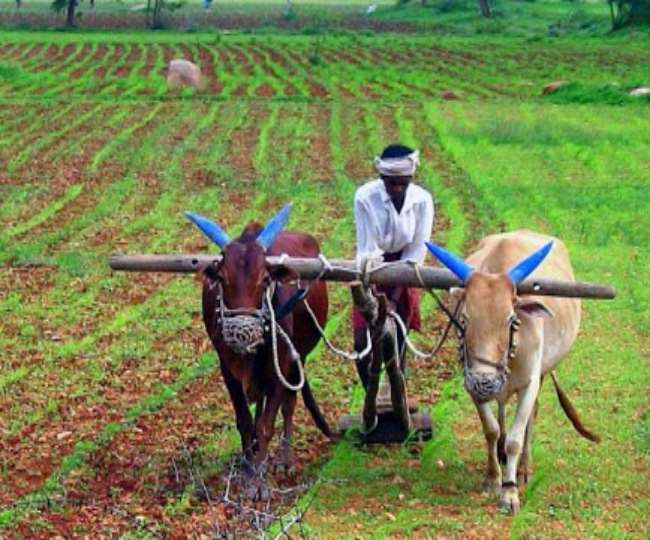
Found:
463,369 -> 506,403
221,313 -> 266,355
216,282 -> 271,356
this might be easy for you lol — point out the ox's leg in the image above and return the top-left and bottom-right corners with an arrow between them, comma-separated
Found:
518,398 -> 538,485
277,392 -> 297,476
497,402 -> 507,465
246,383 -> 287,500
501,373 -> 541,514
222,368 -> 255,461
473,398 -> 501,496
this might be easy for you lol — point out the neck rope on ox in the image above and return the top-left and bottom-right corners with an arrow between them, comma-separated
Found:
215,282 -> 305,392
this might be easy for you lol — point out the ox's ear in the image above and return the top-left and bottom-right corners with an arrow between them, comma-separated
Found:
515,298 -> 554,319
198,260 -> 221,286
268,263 -> 300,284
257,203 -> 293,251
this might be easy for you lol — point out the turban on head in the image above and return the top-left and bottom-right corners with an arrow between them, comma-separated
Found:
374,149 -> 420,177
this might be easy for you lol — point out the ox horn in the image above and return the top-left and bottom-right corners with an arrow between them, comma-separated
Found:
256,203 -> 293,250
184,211 -> 231,249
507,241 -> 553,284
425,241 -> 474,283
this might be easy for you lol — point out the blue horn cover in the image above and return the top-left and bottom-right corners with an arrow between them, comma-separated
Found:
256,203 -> 293,250
425,241 -> 474,283
507,241 -> 553,284
184,211 -> 231,249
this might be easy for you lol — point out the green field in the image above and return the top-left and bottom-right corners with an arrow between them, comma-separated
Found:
0,12 -> 649,539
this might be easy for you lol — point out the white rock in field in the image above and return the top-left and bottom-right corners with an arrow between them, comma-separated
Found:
166,59 -> 203,90
367,3 -> 377,14
629,86 -> 650,97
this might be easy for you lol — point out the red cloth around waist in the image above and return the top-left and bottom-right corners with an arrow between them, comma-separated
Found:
351,252 -> 422,333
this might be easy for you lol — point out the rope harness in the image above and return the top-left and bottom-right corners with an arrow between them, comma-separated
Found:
214,255 -> 520,395
215,282 -> 305,391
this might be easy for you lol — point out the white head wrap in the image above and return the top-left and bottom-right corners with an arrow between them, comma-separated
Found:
374,149 -> 420,177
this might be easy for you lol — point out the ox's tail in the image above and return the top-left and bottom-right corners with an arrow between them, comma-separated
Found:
301,378 -> 338,441
550,371 -> 600,443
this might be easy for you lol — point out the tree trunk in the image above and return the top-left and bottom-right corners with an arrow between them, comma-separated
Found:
16,0 -> 21,10
478,0 -> 491,18
66,0 -> 76,26
152,0 -> 163,29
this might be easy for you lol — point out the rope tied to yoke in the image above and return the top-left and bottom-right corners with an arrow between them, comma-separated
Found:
296,256 -> 463,364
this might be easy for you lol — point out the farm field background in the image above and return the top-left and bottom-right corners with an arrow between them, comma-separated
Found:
0,25 -> 649,538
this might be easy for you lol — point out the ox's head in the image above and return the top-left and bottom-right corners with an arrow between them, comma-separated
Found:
185,205 -> 293,354
426,241 -> 554,403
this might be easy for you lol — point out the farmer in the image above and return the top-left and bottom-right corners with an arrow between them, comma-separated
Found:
352,144 -> 435,389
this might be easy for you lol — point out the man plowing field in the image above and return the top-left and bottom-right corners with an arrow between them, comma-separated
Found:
352,144 -> 434,388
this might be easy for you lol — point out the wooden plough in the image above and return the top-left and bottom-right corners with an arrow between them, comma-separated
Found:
109,253 -> 616,443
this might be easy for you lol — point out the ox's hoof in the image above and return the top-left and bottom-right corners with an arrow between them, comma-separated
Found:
245,479 -> 270,501
271,455 -> 296,477
499,485 -> 520,515
481,476 -> 501,497
517,467 -> 532,485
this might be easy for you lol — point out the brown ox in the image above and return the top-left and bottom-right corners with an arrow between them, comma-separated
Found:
186,206 -> 334,499
427,230 -> 598,514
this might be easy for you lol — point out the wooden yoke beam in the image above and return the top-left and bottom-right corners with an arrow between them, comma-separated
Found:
108,254 -> 617,299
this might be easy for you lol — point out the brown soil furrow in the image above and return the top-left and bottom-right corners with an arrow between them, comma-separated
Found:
51,43 -> 92,75
224,102 -> 269,182
161,44 -> 176,67
5,43 -> 28,61
281,49 -> 330,97
93,44 -> 116,78
255,81 -> 275,98
177,43 -> 197,63
105,44 -> 126,76
11,104 -> 123,181
197,45 -> 224,95
320,46 -> 362,67
226,44 -> 254,76
115,43 -> 142,77
0,43 -> 16,59
29,44 -> 63,73
305,105 -> 332,183
138,43 -> 157,77
17,108 -> 172,247
17,43 -> 45,64
71,44 -> 109,80
0,103 -> 97,186
252,46 -> 300,97
258,44 -> 299,76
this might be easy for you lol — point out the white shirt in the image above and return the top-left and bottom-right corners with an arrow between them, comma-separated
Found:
354,179 -> 434,264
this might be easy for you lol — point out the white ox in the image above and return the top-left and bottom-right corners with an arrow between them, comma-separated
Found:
427,230 -> 598,514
